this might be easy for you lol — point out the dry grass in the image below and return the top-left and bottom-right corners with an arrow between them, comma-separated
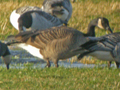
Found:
70,1 -> 120,34
0,0 -> 120,38
0,0 -> 43,38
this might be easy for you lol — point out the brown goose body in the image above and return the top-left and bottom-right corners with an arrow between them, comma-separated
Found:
7,26 -> 100,67
15,26 -> 88,58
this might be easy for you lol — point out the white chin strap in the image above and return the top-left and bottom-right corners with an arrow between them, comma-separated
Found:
2,55 -> 11,65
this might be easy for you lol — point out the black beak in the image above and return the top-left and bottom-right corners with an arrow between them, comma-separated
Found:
106,27 -> 113,33
6,64 -> 9,70
63,20 -> 68,26
52,9 -> 64,15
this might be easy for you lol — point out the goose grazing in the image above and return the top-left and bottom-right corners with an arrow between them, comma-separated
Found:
10,0 -> 72,31
6,26 -> 106,67
0,42 -> 11,69
77,32 -> 120,68
11,10 -> 65,32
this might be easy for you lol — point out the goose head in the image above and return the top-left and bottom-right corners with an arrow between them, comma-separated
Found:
1,55 -> 11,70
41,0 -> 70,22
86,17 -> 113,37
97,17 -> 113,33
0,42 -> 11,69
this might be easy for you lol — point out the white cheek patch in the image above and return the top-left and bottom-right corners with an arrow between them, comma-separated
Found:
2,55 -> 12,64
98,19 -> 104,29
18,43 -> 43,59
10,10 -> 20,30
41,6 -> 44,10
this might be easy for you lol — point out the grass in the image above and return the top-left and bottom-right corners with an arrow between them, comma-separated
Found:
0,0 -> 120,89
0,66 -> 120,90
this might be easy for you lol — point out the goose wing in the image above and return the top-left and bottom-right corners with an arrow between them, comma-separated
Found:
81,32 -> 120,51
18,10 -> 65,31
31,10 -> 65,26
78,32 -> 120,59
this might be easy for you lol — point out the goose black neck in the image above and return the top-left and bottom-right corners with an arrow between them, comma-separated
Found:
84,19 -> 98,37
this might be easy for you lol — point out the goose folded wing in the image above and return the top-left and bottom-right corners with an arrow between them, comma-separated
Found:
33,11 -> 65,25
18,10 -> 65,30
77,32 -> 120,59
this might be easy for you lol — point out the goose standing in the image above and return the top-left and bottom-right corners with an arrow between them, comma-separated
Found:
77,32 -> 120,68
77,17 -> 113,68
6,26 -> 112,67
10,0 -> 72,31
0,42 -> 11,69
71,17 -> 113,66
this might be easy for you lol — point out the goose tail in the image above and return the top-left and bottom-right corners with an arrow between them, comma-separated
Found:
5,35 -> 20,46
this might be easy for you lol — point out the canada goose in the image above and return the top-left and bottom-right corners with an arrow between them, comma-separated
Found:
6,26 -> 106,67
77,32 -> 120,68
42,0 -> 72,23
0,42 -> 11,69
73,17 -> 113,67
83,17 -> 113,68
10,0 -> 72,31
11,10 -> 65,32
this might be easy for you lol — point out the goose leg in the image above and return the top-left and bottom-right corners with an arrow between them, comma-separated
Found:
53,60 -> 59,68
45,59 -> 51,68
115,62 -> 120,68
108,61 -> 112,68
6,64 -> 9,70
47,60 -> 51,67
